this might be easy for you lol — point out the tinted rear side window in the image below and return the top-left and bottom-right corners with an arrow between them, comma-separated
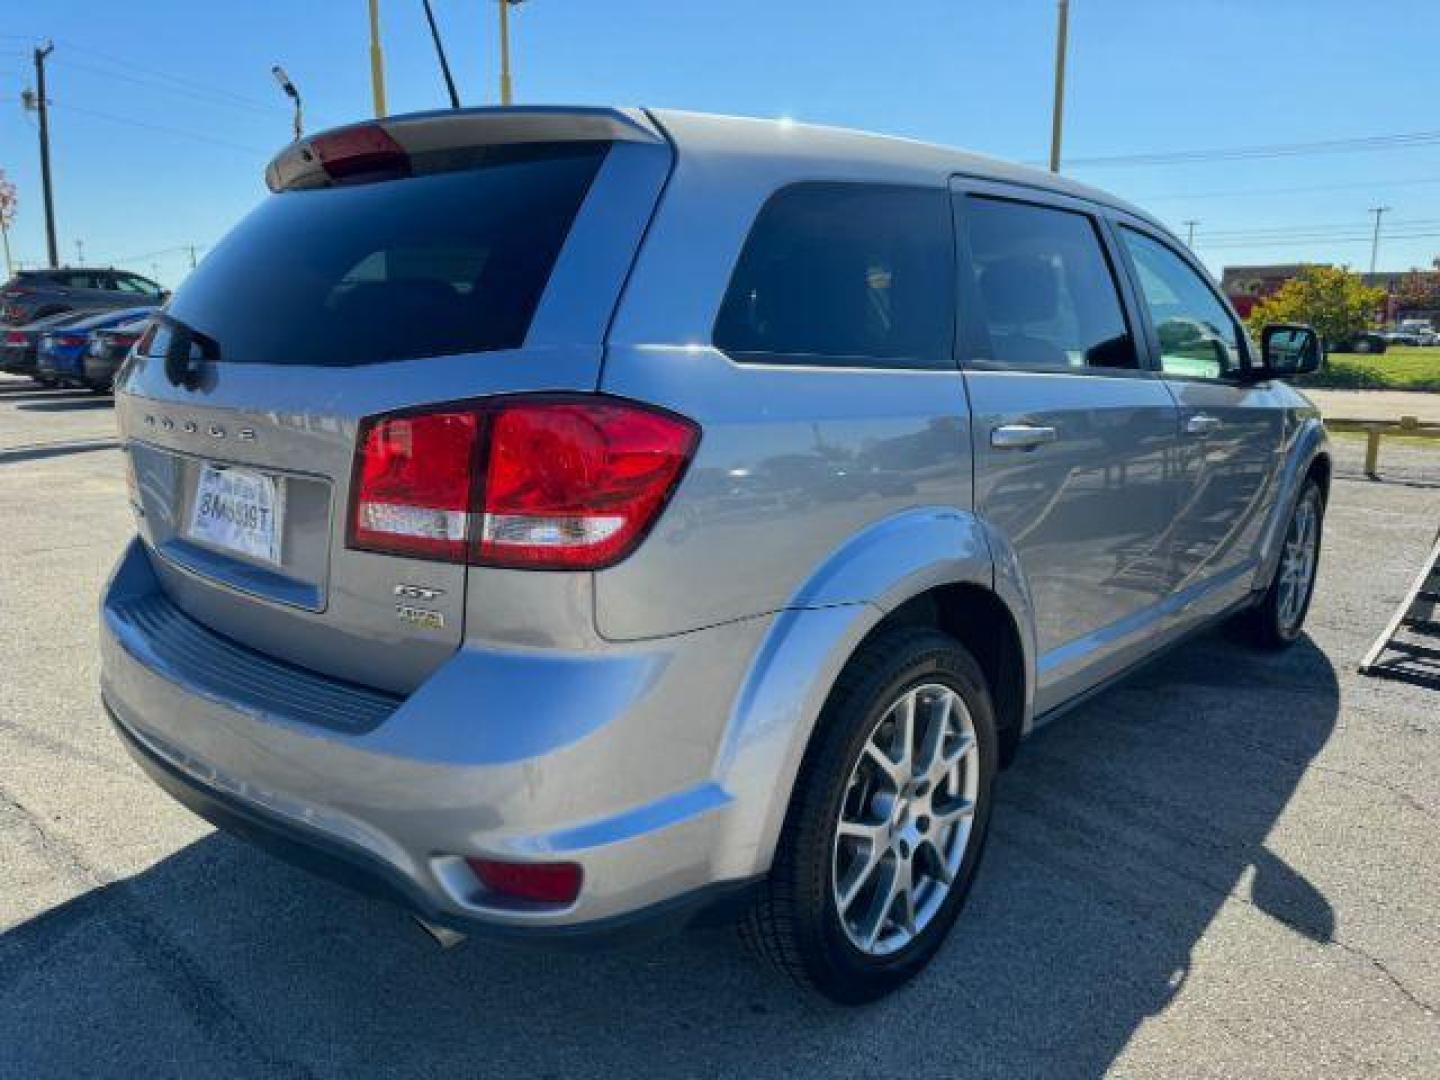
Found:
161,142 -> 607,366
963,196 -> 1137,372
713,183 -> 953,369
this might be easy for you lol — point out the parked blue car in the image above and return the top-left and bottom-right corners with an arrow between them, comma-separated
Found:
36,306 -> 157,388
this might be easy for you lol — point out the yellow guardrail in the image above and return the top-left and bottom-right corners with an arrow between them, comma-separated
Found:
1323,415 -> 1440,477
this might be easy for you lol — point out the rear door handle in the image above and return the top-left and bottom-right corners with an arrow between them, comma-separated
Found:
991,424 -> 1058,450
1185,414 -> 1222,437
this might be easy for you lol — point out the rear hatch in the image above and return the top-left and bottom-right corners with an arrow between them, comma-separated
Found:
115,107 -> 672,694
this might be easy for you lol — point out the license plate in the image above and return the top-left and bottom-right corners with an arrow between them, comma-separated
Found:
186,464 -> 283,565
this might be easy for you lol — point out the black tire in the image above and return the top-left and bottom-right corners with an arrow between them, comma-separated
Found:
1234,479 -> 1324,649
740,627 -> 998,1004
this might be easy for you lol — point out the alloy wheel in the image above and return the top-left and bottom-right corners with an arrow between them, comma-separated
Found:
1278,493 -> 1319,633
831,682 -> 980,957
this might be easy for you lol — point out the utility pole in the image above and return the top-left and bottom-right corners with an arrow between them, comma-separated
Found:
1048,0 -> 1070,173
188,245 -> 197,270
499,0 -> 524,105
1184,220 -> 1199,247
367,0 -> 388,117
33,42 -> 58,269
1368,206 -> 1390,276
74,239 -> 83,265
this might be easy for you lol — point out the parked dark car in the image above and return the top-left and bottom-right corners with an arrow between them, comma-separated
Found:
36,306 -> 157,387
0,310 -> 94,379
82,315 -> 152,392
1,267 -> 168,325
1329,332 -> 1387,354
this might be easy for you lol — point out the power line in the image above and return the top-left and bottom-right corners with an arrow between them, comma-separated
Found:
104,243 -> 205,266
51,55 -> 276,117
1062,128 -> 1440,168
1197,231 -> 1440,251
49,100 -> 270,155
51,38 -> 275,112
1132,175 -> 1440,203
1193,218 -> 1440,240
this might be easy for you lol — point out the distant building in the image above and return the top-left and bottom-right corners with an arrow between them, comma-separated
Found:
1220,264 -> 1313,318
1221,263 -> 1440,324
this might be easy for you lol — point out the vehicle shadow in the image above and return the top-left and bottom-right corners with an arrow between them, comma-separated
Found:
16,397 -> 113,412
0,387 -> 98,403
0,439 -> 119,466
0,632 -> 1338,1079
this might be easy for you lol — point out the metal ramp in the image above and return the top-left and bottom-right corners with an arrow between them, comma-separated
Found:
1359,529 -> 1440,686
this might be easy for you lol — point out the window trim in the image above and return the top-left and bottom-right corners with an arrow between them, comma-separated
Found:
1110,218 -> 1257,385
949,178 -> 1155,381
712,180 -> 959,373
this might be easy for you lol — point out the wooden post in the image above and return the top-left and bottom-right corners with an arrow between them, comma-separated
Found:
1364,426 -> 1382,478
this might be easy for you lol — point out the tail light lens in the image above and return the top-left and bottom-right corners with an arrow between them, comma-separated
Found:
54,334 -> 86,348
4,331 -> 25,346
350,410 -> 481,561
348,396 -> 698,570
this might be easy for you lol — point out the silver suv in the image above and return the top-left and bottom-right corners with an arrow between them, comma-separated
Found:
101,107 -> 1329,1003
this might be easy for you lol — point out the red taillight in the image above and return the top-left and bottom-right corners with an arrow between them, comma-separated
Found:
467,858 -> 583,905
311,124 -> 409,183
3,330 -> 25,345
111,333 -> 141,350
349,410 -> 482,561
348,397 -> 698,570
55,334 -> 86,347
477,401 -> 698,568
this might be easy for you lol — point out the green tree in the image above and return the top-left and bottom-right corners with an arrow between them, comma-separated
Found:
1245,265 -> 1385,348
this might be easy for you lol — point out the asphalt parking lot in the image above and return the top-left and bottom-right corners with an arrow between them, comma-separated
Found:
2,375 -> 1438,1078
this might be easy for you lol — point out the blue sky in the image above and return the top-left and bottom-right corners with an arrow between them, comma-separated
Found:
2,0 -> 1438,286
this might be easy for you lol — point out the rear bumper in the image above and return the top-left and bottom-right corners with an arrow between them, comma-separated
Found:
82,354 -> 120,389
108,702 -> 759,945
0,352 -> 35,375
100,537 -> 776,938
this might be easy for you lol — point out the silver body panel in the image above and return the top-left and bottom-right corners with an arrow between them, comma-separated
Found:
101,106 -> 1329,931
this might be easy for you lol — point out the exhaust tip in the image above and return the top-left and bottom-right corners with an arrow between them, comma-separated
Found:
413,916 -> 468,950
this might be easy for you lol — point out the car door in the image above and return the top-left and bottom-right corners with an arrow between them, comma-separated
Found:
1113,223 -> 1287,624
952,182 -> 1184,713
59,270 -> 110,310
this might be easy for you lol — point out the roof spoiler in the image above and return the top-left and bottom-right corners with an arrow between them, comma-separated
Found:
265,106 -> 664,192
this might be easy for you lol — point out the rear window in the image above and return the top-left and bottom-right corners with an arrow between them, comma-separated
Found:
713,183 -> 954,369
159,142 -> 608,366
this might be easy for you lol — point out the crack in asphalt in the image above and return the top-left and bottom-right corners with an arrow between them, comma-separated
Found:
0,780 -> 320,1080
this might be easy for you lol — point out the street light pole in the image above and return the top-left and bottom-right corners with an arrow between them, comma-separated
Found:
33,42 -> 58,269
272,65 -> 303,140
1368,206 -> 1390,275
368,0 -> 388,117
1048,0 -> 1070,173
1184,219 -> 1199,247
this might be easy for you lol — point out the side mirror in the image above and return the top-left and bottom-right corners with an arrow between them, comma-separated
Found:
1260,323 -> 1322,379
